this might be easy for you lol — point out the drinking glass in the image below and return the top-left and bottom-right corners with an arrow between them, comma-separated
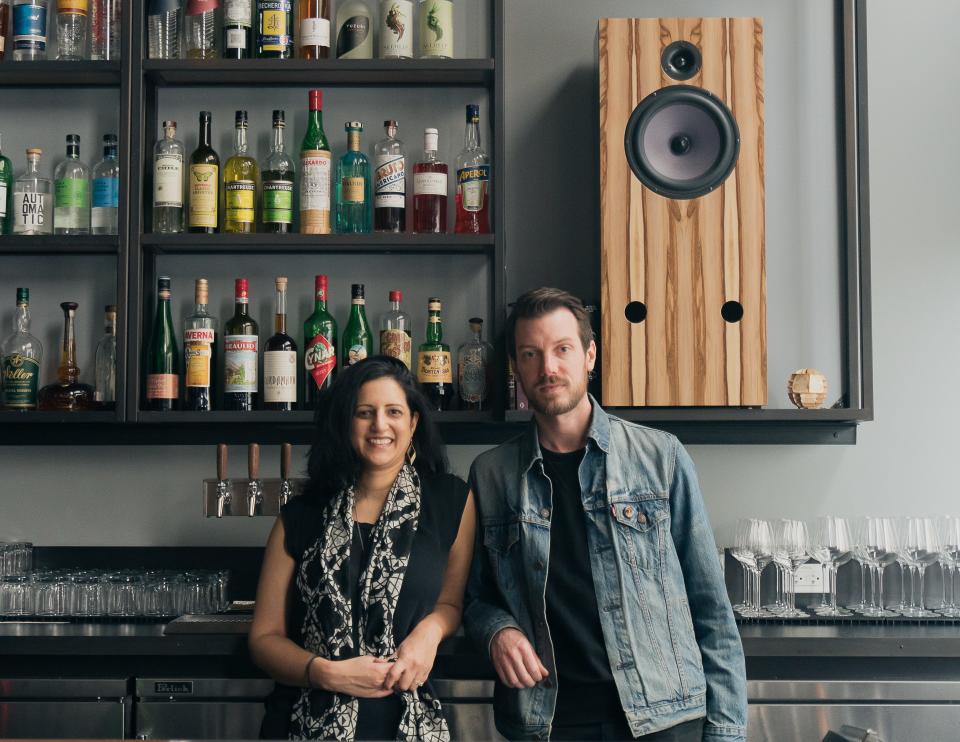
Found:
811,516 -> 853,616
731,519 -> 757,614
71,572 -> 105,616
743,519 -> 775,617
857,516 -> 899,617
0,575 -> 30,615
937,516 -> 960,617
774,519 -> 809,618
899,516 -> 941,618
33,572 -> 69,616
107,572 -> 143,616
846,518 -> 870,612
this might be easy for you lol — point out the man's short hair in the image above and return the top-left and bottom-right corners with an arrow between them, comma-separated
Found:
505,287 -> 594,361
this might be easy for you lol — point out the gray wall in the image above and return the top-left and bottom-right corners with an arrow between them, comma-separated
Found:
2,0 -> 959,547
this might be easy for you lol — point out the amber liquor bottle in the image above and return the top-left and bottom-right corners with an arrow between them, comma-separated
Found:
38,302 -> 95,411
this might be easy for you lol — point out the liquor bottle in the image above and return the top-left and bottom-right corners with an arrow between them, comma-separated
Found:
413,128 -> 447,233
223,110 -> 259,233
379,289 -> 411,369
300,89 -> 331,234
457,317 -> 492,411
185,0 -> 219,59
90,0 -> 119,60
334,0 -> 371,59
455,104 -> 490,234
223,278 -> 259,410
147,0 -> 180,59
183,278 -> 217,411
1,288 -> 43,411
0,0 -> 10,60
56,0 -> 87,60
91,134 -> 119,236
94,304 -> 117,409
0,133 -> 13,235
189,111 -> 220,233
54,134 -> 90,235
145,276 -> 179,411
378,0 -> 412,59
416,297 -> 452,410
153,120 -> 184,233
303,274 -> 337,408
256,0 -> 291,58
13,148 -> 52,235
342,283 -> 372,368
263,277 -> 297,410
260,109 -> 295,233
38,301 -> 95,411
297,0 -> 329,59
222,0 -> 252,58
373,119 -> 405,232
13,0 -> 48,60
418,0 -> 451,59
335,121 -> 372,234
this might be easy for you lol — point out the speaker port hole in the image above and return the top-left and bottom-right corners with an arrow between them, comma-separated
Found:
625,301 -> 647,323
721,301 -> 744,323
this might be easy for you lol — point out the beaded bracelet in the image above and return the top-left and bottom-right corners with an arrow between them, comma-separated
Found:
304,654 -> 321,689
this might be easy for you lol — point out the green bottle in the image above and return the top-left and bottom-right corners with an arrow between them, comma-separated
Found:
342,283 -> 372,368
146,276 -> 180,411
0,133 -> 13,235
416,296 -> 452,411
304,274 -> 338,408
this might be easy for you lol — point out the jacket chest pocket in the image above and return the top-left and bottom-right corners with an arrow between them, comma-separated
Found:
609,494 -> 669,569
483,520 -> 521,590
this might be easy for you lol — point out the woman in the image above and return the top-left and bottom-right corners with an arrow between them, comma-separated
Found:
250,356 -> 476,741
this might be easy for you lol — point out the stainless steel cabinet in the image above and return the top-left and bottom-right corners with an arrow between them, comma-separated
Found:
135,678 -> 271,740
0,679 -> 130,739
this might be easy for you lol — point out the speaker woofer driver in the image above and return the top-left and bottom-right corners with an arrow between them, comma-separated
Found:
624,85 -> 740,200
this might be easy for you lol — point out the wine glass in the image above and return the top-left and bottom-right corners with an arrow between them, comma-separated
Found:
858,516 -> 899,618
811,516 -> 853,616
937,516 -> 960,618
731,519 -> 756,614
899,516 -> 941,618
774,519 -> 809,618
847,517 -> 870,612
748,519 -> 775,618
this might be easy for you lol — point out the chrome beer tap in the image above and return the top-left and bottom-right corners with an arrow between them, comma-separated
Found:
278,443 -> 294,508
215,444 -> 232,518
246,443 -> 264,517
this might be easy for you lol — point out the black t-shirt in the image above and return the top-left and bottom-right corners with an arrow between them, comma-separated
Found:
541,447 -> 623,726
260,471 -> 469,740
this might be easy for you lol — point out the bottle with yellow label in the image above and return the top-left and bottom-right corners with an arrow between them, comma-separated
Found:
189,111 -> 220,233
417,297 -> 452,411
183,278 -> 218,411
335,120 -> 372,233
224,110 -> 260,233
379,289 -> 411,368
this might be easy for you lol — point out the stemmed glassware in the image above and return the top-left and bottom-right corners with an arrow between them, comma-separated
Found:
938,516 -> 960,618
733,519 -> 774,617
856,516 -> 899,617
773,519 -> 809,618
811,516 -> 853,616
846,517 -> 870,612
898,516 -> 941,618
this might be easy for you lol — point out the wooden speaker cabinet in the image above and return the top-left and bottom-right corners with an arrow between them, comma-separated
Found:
599,18 -> 766,407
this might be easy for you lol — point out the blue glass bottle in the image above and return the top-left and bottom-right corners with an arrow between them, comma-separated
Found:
335,121 -> 372,233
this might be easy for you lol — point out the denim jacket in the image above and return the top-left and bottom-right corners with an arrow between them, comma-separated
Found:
464,396 -> 747,741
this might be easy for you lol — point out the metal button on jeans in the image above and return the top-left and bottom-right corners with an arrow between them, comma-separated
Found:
637,513 -> 647,525
623,505 -> 635,519
540,508 -> 550,519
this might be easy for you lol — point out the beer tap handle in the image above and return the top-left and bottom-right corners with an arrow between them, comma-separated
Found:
215,444 -> 232,518
281,443 -> 292,481
248,443 -> 260,480
217,444 -> 228,482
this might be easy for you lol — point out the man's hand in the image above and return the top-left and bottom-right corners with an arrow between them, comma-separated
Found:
490,628 -> 549,689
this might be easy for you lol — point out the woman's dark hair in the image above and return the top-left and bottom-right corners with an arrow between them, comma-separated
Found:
303,355 -> 448,507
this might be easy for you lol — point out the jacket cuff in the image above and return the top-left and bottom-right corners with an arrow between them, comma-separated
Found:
485,617 -> 523,662
703,723 -> 746,742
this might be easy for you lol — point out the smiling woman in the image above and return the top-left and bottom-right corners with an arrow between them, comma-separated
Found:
248,355 -> 477,741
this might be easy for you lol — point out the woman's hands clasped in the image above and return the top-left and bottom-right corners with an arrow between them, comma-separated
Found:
376,629 -> 441,692
319,656 -> 393,699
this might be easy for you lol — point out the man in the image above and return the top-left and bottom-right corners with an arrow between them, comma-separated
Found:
464,288 -> 747,741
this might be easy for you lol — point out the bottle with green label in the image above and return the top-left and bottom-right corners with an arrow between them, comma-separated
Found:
260,109 -> 295,233
0,133 -> 14,235
224,110 -> 260,233
1,288 -> 43,410
54,133 -> 90,235
418,0 -> 452,59
304,274 -> 337,408
342,283 -> 372,368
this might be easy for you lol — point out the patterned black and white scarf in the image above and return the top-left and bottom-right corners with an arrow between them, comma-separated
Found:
289,464 -> 450,741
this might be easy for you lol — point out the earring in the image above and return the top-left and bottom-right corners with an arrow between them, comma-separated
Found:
406,442 -> 417,466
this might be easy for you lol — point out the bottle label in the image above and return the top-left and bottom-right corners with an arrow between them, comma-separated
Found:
225,0 -> 252,26
459,352 -> 486,402
264,350 -> 297,403
417,350 -> 452,384
224,334 -> 258,393
184,327 -> 215,388
336,15 -> 370,58
1,353 -> 40,408
458,164 -> 490,212
57,0 -> 88,15
380,329 -> 412,369
418,0 -> 452,57
226,27 -> 246,49
55,178 -> 88,209
262,179 -> 294,224
189,164 -> 219,228
379,0 -> 413,57
146,373 -> 179,400
374,154 -> 405,208
300,149 -> 331,232
300,17 -> 330,46
93,177 -> 119,208
341,176 -> 365,204
305,333 -> 336,389
13,2 -> 47,50
414,171 -> 446,197
225,180 -> 256,225
346,343 -> 368,366
0,183 -> 7,219
258,1 -> 291,51
13,191 -> 47,231
154,153 -> 184,208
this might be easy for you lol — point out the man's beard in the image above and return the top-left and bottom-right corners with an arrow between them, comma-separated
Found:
526,371 -> 589,416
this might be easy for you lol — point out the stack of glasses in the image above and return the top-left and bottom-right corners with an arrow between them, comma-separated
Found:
730,516 -> 960,619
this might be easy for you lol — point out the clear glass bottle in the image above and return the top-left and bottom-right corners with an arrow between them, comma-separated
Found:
91,134 -> 119,236
260,109 -> 295,233
378,0 -> 412,59
0,133 -> 13,235
13,148 -> 52,235
457,316 -> 492,411
183,278 -> 218,411
379,289 -> 411,369
223,109 -> 260,233
335,120 -> 372,234
90,0 -> 119,60
147,0 -> 181,59
12,0 -> 48,60
185,0 -> 219,59
38,302 -> 95,411
334,0 -> 372,59
54,134 -> 90,235
418,0 -> 451,59
413,127 -> 447,233
373,119 -> 406,232
455,103 -> 491,234
56,0 -> 87,60
1,288 -> 43,411
153,120 -> 184,233
94,304 -> 117,409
